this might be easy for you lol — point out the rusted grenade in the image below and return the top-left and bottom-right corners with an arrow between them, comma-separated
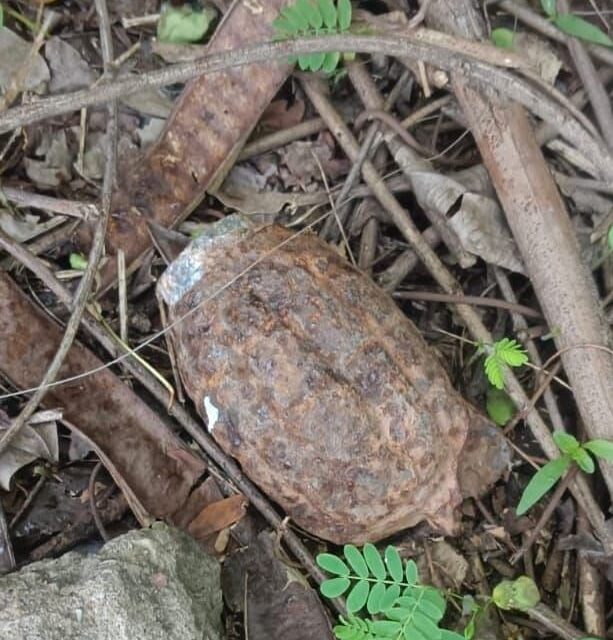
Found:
157,215 -> 508,544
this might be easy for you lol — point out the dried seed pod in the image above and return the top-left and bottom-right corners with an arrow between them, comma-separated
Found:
158,216 -> 508,543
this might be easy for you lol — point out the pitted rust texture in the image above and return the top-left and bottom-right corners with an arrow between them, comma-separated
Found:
159,220 -> 505,543
77,0 -> 292,291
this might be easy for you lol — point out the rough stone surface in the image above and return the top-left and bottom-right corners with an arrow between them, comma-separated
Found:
158,216 -> 509,544
0,523 -> 222,640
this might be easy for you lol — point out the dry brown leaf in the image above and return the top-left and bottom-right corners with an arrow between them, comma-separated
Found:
260,99 -> 306,131
0,409 -> 59,491
187,494 -> 247,540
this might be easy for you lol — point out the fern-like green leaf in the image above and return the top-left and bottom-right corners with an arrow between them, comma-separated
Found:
495,338 -> 528,367
308,51 -> 326,70
297,0 -> 322,29
317,553 -> 350,576
272,15 -> 294,35
322,51 -> 341,73
363,543 -> 386,580
484,354 -> 504,389
281,3 -> 310,31
319,0 -> 337,28
380,584 -> 401,611
347,579 -> 370,613
420,586 -> 446,618
413,611 -> 443,639
322,577 -> 351,598
337,0 -> 352,30
344,544 -> 369,577
334,615 -> 382,640
367,582 -> 386,614
405,559 -> 418,584
274,0 -> 351,73
385,545 -> 404,583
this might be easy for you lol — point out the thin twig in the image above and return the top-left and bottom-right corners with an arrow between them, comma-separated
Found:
0,187 -> 97,219
89,461 -> 110,542
392,290 -> 542,319
0,33 -> 610,179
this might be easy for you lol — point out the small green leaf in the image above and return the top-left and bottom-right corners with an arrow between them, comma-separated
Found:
486,388 -> 516,426
492,576 -> 540,611
413,612 -> 442,639
484,354 -> 504,389
318,0 -> 337,29
405,558 -> 418,584
491,27 -> 515,49
367,581 -> 386,614
420,587 -> 446,619
322,51 -> 341,73
584,439 -> 613,461
386,606 -> 412,621
495,338 -> 528,367
298,54 -> 312,70
572,447 -> 595,473
69,252 -> 88,271
317,552 -> 350,576
346,579 -> 369,613
157,5 -> 216,43
516,455 -> 571,515
385,545 -> 403,583
281,4 -> 310,31
363,543 -> 386,580
380,584 -> 401,611
554,13 -> 613,47
552,431 -> 580,455
0,4 -> 4,28
344,544 -> 369,578
297,0 -> 322,29
540,0 -> 557,17
395,595 -> 417,607
273,15 -> 295,36
404,622 -> 428,640
372,620 -> 403,636
608,226 -> 613,252
337,0 -> 352,31
418,596 -> 445,622
307,51 -> 326,70
320,576 -> 350,598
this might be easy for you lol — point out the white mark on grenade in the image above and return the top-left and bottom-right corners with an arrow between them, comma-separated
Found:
204,396 -> 219,432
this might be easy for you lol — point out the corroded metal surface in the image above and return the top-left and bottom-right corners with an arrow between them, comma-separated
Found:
159,218 -> 507,543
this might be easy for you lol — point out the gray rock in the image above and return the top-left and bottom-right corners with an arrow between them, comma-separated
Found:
0,523 -> 222,640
